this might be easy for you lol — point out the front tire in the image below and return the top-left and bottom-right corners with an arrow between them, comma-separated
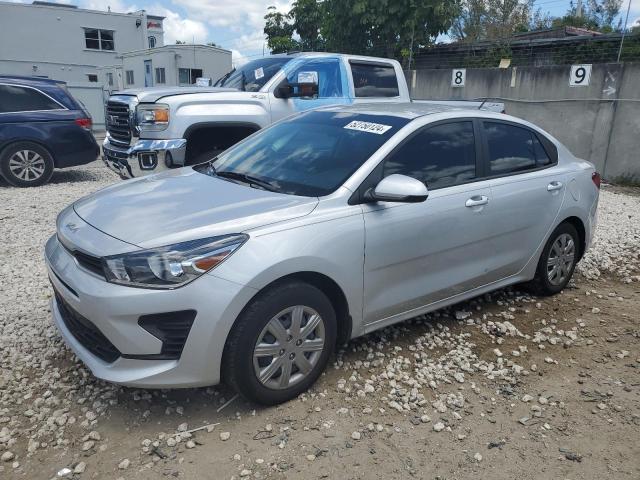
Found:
223,281 -> 337,405
530,222 -> 579,295
0,142 -> 54,187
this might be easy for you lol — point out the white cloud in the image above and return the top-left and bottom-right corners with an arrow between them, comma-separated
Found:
155,7 -> 208,44
231,49 -> 248,67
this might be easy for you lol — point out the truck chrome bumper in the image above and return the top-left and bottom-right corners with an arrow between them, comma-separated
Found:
102,135 -> 187,179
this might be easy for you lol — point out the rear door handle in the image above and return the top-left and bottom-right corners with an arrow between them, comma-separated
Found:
547,181 -> 563,191
465,195 -> 489,207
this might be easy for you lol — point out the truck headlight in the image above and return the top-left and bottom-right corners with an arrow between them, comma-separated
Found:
103,234 -> 248,289
136,103 -> 170,131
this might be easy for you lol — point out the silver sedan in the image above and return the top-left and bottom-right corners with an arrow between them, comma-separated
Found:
45,104 -> 600,405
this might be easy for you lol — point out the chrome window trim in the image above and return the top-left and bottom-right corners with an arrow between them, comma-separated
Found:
0,82 -> 68,114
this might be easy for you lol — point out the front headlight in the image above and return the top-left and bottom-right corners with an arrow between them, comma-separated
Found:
103,234 -> 248,289
136,103 -> 170,131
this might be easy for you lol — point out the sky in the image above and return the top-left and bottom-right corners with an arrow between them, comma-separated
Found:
9,0 -> 640,66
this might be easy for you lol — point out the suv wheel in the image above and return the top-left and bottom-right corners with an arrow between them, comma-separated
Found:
0,142 -> 54,187
223,281 -> 337,405
530,222 -> 579,295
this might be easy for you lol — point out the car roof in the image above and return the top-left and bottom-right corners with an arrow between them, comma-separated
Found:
0,75 -> 66,88
317,102 -> 478,119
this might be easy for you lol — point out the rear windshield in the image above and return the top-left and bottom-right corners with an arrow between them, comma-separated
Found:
195,111 -> 409,197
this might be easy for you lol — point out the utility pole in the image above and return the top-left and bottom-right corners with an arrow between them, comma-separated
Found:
617,0 -> 632,62
576,0 -> 583,18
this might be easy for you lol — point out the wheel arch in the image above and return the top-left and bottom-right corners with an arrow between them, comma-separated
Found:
558,215 -> 586,260
0,138 -> 57,166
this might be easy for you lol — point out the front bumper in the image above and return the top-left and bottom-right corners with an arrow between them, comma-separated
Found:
45,231 -> 257,388
102,135 -> 187,179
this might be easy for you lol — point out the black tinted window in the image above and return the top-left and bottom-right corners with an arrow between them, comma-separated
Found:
0,85 -> 62,113
485,122 -> 550,175
383,121 -> 477,189
196,111 -> 409,197
350,62 -> 399,97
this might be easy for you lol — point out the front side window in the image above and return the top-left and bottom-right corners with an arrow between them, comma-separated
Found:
125,70 -> 134,85
350,62 -> 399,98
285,58 -> 343,98
195,111 -> 409,197
84,29 -> 115,51
484,122 -> 550,175
0,85 -> 63,113
383,121 -> 477,189
155,67 -> 166,84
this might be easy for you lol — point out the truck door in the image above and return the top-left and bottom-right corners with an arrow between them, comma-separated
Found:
269,57 -> 351,123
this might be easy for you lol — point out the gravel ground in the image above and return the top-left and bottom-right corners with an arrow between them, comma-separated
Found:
0,164 -> 639,479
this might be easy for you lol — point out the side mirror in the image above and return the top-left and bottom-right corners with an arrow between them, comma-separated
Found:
274,71 -> 319,99
367,174 -> 429,203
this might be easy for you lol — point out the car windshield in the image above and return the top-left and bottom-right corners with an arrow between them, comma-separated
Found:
214,57 -> 292,92
194,111 -> 409,197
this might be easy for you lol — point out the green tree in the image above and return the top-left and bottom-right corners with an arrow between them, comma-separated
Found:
263,6 -> 299,53
552,0 -> 623,33
290,0 -> 324,51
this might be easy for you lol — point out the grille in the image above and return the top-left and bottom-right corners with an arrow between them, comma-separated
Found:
133,310 -> 197,360
54,289 -> 121,363
106,101 -> 132,145
73,250 -> 104,277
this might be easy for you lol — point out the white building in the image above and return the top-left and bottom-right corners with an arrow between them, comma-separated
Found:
99,45 -> 232,93
0,1 -> 232,128
0,1 -> 165,84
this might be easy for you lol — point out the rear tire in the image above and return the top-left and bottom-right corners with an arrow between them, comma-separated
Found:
223,281 -> 336,405
530,222 -> 579,296
0,142 -> 54,187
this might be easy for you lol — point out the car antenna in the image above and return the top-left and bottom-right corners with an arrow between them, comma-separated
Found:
478,98 -> 487,110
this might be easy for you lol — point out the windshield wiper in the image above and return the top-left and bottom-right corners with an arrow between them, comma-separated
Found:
215,170 -> 278,192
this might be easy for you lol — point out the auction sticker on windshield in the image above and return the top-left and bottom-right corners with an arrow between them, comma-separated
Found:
344,120 -> 392,134
254,67 -> 265,80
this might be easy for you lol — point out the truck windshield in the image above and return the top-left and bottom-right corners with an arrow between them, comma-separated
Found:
214,57 -> 292,92
194,111 -> 409,197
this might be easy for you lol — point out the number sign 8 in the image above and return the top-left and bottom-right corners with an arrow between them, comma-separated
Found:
451,69 -> 466,87
570,65 -> 592,87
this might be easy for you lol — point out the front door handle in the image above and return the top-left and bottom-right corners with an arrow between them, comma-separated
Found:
465,195 -> 489,207
547,181 -> 563,191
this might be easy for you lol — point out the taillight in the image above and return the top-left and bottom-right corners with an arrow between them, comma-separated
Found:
592,172 -> 601,189
75,117 -> 92,130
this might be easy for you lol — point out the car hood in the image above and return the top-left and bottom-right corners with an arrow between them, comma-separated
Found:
73,168 -> 318,249
115,86 -> 239,103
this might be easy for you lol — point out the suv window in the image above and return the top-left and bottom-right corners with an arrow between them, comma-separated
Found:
484,122 -> 551,175
0,85 -> 63,113
286,58 -> 343,98
350,62 -> 399,98
383,121 -> 477,189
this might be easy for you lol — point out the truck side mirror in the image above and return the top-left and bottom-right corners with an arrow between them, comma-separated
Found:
274,71 -> 320,99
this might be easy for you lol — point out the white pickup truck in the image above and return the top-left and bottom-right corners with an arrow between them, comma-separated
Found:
102,53 -> 503,178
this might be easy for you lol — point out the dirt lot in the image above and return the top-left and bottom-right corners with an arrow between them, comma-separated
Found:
0,162 -> 638,479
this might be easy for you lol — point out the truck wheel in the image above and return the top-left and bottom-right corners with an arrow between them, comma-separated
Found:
0,142 -> 54,187
223,281 -> 337,405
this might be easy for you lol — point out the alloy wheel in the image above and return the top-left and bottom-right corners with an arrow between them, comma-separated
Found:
546,233 -> 576,286
8,150 -> 46,182
253,305 -> 326,390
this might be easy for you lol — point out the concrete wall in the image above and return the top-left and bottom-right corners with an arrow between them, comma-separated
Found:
407,63 -> 640,182
0,1 -> 162,84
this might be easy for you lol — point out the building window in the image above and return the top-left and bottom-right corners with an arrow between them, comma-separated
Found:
178,68 -> 204,85
87,74 -> 98,83
148,36 -> 156,48
106,72 -> 114,86
125,70 -> 134,85
84,28 -> 115,51
155,67 -> 166,84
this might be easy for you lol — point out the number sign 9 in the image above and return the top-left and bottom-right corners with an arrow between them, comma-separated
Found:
451,69 -> 466,87
570,64 -> 592,87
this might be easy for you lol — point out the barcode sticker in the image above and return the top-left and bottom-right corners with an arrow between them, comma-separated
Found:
344,121 -> 392,135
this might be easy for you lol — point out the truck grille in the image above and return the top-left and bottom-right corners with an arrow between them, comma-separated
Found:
106,101 -> 132,145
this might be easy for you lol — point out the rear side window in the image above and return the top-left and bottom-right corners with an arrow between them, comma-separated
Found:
484,122 -> 552,175
0,85 -> 63,113
383,121 -> 477,189
350,62 -> 399,98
